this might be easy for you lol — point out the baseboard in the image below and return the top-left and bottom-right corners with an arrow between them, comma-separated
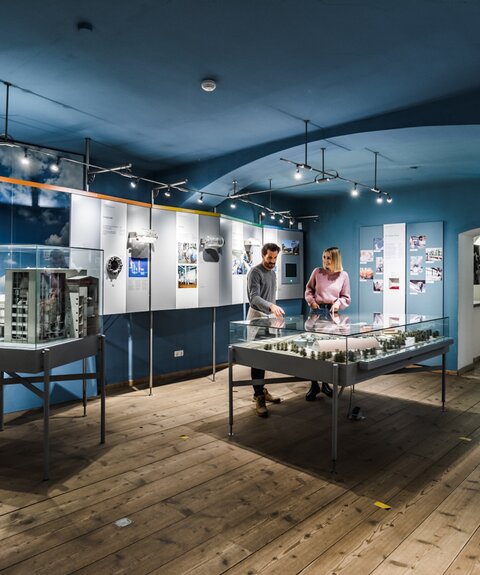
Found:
106,363 -> 229,392
458,362 -> 475,376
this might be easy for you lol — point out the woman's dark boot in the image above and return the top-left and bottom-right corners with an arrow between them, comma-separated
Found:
321,382 -> 333,397
305,380 -> 321,401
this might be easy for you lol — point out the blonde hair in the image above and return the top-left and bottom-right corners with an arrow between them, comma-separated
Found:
324,246 -> 343,272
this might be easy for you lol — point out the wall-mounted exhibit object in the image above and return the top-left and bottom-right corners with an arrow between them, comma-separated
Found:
106,256 -> 123,279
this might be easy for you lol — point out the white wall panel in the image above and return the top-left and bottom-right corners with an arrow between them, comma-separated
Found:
70,195 -> 101,249
176,212 -> 199,309
198,215 -> 221,308
101,200 -> 127,315
383,223 -> 406,315
150,208 -> 176,311
126,204 -> 150,313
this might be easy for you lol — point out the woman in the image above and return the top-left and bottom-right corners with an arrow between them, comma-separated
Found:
304,246 -> 351,401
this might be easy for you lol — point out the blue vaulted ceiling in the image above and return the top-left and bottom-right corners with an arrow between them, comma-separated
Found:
1,0 -> 480,209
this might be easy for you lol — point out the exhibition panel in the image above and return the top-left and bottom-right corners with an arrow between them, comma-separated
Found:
70,193 -> 304,313
359,221 -> 444,318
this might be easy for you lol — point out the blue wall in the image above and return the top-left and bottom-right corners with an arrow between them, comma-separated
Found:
102,299 -> 303,386
295,182 -> 480,370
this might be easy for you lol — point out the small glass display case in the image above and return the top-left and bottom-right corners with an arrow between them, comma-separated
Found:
230,312 -> 450,368
0,245 -> 103,347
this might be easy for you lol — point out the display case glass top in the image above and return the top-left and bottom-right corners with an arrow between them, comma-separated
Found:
0,245 -> 103,348
230,312 -> 449,365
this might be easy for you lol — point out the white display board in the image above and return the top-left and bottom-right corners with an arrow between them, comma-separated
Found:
151,208 -> 176,311
383,223 -> 406,315
101,200 -> 127,315
198,214 -> 221,308
262,227 -> 304,301
70,195 -> 101,249
126,204 -> 150,313
176,212 -> 199,309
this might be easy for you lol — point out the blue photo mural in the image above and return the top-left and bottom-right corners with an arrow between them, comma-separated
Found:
0,144 -> 83,245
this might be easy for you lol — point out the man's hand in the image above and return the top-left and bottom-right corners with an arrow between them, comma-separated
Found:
269,303 -> 285,317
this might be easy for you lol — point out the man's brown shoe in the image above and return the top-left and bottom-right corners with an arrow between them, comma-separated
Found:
255,394 -> 268,417
264,387 -> 281,403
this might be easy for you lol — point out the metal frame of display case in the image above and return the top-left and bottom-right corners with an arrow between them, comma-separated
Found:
0,334 -> 106,480
228,316 -> 453,471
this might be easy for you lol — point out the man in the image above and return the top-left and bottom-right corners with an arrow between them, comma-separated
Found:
247,242 -> 285,417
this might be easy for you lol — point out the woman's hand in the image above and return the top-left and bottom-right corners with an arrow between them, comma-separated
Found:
330,300 -> 340,313
310,302 -> 319,310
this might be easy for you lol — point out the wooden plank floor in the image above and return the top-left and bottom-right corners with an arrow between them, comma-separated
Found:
0,366 -> 479,574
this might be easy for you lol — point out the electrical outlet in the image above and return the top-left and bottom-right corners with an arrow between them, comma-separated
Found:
174,350 -> 184,357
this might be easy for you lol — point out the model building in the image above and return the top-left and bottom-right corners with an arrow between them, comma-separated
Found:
3,268 -> 99,344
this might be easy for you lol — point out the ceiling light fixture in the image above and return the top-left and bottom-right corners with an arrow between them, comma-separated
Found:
230,180 -> 238,208
164,187 -> 171,198
201,78 -> 217,92
386,194 -> 393,204
198,193 -> 204,204
280,119 -> 313,180
351,183 -> 359,197
376,191 -> 383,204
130,178 -> 139,189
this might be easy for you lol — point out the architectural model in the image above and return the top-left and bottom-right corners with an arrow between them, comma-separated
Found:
3,268 -> 99,344
254,327 -> 444,364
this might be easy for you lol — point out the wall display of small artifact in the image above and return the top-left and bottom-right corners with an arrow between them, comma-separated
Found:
70,195 -> 304,314
359,221 -> 443,318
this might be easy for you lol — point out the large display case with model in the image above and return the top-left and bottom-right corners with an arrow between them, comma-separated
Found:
0,245 -> 105,479
0,245 -> 102,346
228,312 -> 453,469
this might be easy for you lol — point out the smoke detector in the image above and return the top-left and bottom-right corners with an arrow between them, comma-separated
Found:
201,79 -> 217,92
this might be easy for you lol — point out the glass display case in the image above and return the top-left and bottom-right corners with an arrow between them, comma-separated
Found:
230,312 -> 450,369
0,245 -> 103,348
228,312 -> 453,465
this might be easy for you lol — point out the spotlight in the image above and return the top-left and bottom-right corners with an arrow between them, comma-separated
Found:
49,158 -> 60,173
351,184 -> 359,197
294,167 -> 302,180
270,213 -> 276,220
289,219 -> 294,227
197,194 -> 204,204
164,188 -> 171,198
261,210 -> 266,217
130,178 -> 139,189
279,216 -> 284,224
376,191 -> 383,204
386,194 -> 393,204
20,148 -> 29,166
230,199 -> 236,209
